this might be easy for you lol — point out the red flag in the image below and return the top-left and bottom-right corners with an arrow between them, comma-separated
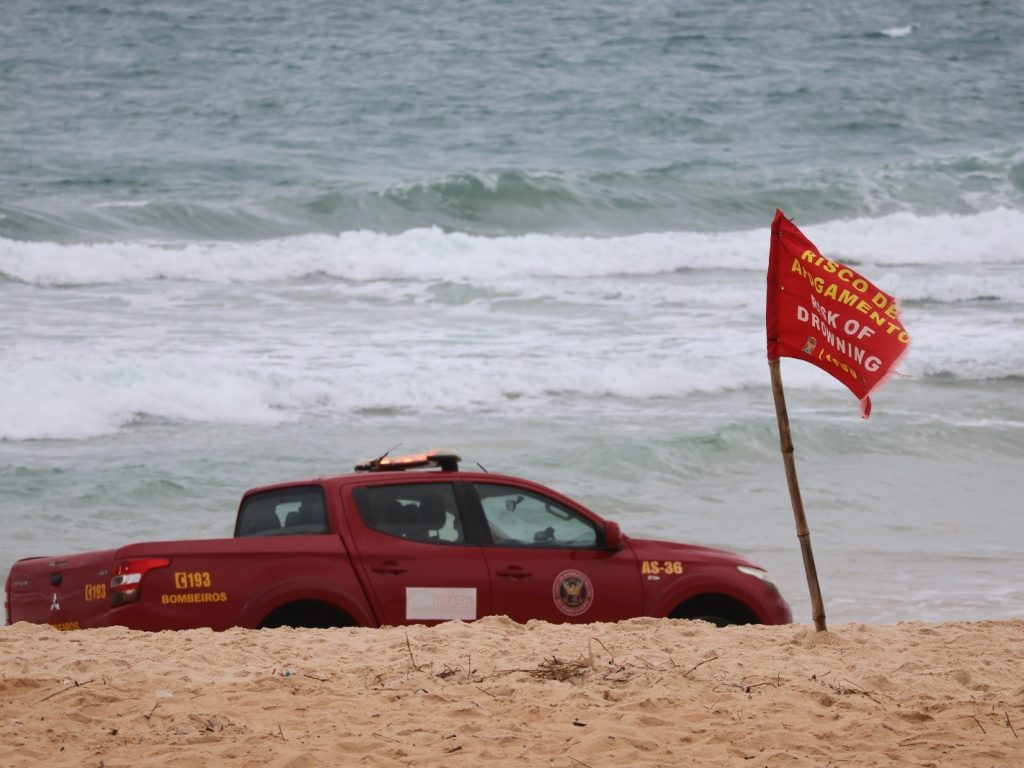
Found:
766,210 -> 910,417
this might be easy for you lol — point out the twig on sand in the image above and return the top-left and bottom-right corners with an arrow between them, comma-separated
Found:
404,632 -> 427,673
568,757 -> 595,768
589,637 -> 615,662
39,678 -> 95,703
303,672 -> 330,682
436,665 -> 460,680
277,724 -> 287,741
971,715 -> 987,734
144,702 -> 160,721
714,681 -> 771,694
837,678 -> 883,706
683,654 -> 719,678
529,656 -> 590,682
1006,711 -> 1018,738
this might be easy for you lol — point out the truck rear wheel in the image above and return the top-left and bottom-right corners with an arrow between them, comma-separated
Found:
258,600 -> 355,629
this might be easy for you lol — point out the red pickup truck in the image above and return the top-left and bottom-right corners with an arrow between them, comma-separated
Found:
4,451 -> 792,631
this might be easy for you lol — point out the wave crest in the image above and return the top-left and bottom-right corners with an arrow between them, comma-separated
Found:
2,208 -> 1024,287
3,149 -> 1023,241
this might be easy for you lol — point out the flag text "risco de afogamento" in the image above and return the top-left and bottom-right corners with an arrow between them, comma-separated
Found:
790,251 -> 911,345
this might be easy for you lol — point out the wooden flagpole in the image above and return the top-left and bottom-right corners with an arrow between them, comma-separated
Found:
768,358 -> 827,632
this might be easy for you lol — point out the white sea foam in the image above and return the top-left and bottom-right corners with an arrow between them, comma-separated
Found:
6,272 -> 1016,443
92,200 -> 151,209
0,334 -> 772,441
2,208 -> 1022,442
881,25 -> 915,38
0,229 -> 760,285
0,351 -> 289,441
2,209 -> 1022,287
804,208 -> 1024,267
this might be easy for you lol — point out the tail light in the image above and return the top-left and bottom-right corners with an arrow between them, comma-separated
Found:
110,558 -> 170,607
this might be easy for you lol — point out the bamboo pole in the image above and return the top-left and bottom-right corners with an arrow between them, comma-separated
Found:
768,358 -> 827,631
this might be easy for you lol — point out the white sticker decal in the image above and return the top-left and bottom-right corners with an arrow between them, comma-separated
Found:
405,587 -> 477,621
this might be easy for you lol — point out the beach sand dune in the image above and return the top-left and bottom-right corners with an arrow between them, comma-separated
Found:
1,618 -> 1021,767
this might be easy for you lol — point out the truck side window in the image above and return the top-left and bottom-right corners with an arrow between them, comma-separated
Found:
237,486 -> 328,537
352,483 -> 463,544
473,483 -> 597,548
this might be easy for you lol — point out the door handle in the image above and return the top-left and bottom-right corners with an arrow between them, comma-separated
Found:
372,561 -> 407,575
496,567 -> 531,579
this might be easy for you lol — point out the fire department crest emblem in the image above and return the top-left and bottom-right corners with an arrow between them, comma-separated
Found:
552,569 -> 594,616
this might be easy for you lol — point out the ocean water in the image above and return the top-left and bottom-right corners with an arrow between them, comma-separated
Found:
2,0 -> 1022,625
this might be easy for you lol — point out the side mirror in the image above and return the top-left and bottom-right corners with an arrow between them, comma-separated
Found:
603,521 -> 623,551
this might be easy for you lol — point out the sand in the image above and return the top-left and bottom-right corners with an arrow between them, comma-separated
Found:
1,617 -> 1021,767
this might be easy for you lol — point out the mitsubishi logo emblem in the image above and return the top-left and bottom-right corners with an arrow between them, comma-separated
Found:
50,592 -> 61,612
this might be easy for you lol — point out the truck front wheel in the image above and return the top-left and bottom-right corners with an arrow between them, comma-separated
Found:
669,594 -> 758,626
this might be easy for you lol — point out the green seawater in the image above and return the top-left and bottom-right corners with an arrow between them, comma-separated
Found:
2,0 -> 1023,239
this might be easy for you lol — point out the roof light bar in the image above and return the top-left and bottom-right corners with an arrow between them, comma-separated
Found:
355,450 -> 461,473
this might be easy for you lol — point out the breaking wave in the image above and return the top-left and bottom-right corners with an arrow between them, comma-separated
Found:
2,148 -> 1023,241
2,208 -> 1023,289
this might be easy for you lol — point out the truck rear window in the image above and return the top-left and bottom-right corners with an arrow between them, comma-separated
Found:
352,483 -> 463,544
237,486 -> 328,537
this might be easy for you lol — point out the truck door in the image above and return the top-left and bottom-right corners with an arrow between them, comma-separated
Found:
343,481 -> 490,626
470,482 -> 641,624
